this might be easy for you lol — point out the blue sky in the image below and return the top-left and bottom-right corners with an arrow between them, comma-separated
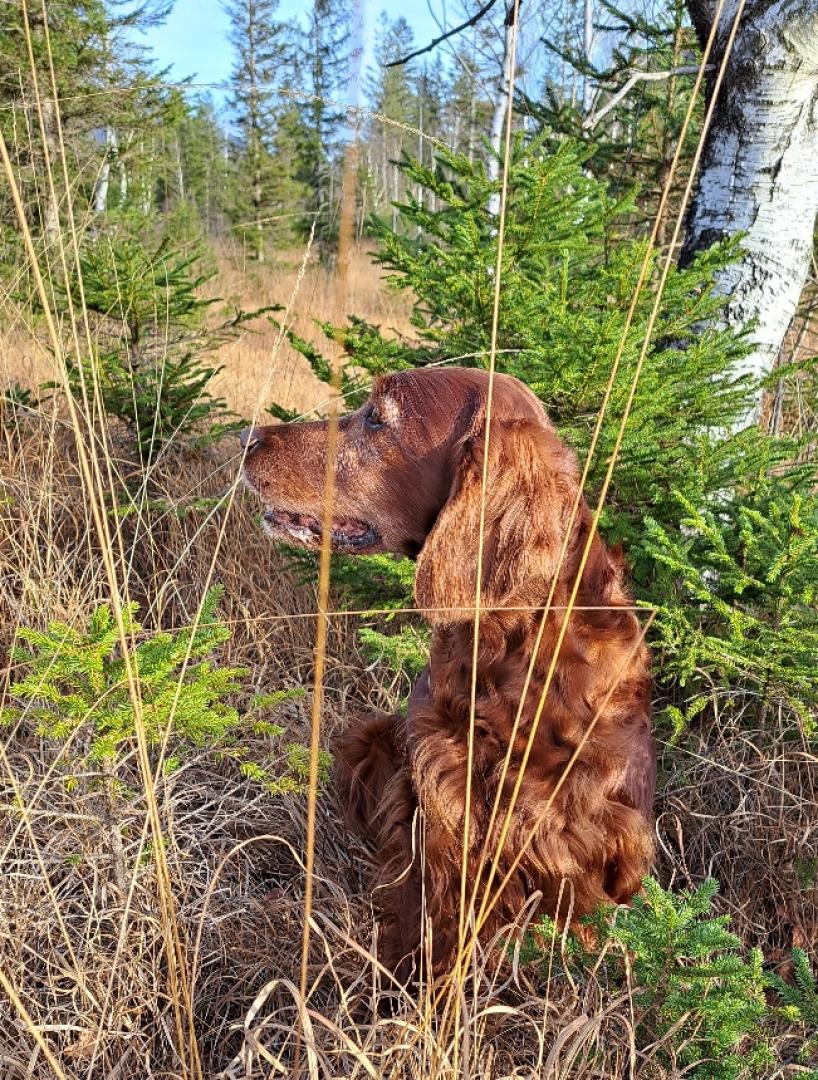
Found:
139,0 -> 444,105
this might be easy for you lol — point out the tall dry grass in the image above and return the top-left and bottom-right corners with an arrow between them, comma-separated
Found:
209,243 -> 415,420
0,225 -> 608,1078
4,262 -> 815,1078
1,12 -> 816,1074
0,255 -> 647,1079
0,241 -> 415,423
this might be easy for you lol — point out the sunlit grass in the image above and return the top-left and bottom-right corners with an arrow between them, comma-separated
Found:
0,4 -> 816,1074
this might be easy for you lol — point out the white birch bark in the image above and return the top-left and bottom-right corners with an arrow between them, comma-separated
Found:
487,2 -> 520,216
93,127 -> 117,215
583,0 -> 595,114
175,136 -> 185,202
93,154 -> 110,215
468,78 -> 477,163
118,156 -> 128,208
681,0 -> 818,386
40,96 -> 60,245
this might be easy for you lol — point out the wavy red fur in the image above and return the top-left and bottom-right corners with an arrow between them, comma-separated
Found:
241,367 -> 655,982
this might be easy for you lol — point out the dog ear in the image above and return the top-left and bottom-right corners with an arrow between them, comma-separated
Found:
414,418 -> 579,624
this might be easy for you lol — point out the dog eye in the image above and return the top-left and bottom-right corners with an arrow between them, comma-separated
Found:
364,404 -> 385,430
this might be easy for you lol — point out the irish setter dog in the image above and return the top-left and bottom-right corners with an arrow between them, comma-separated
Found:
241,367 -> 655,983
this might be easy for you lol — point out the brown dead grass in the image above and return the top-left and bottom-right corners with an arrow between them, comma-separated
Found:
0,409 -> 638,1080
0,246 -> 816,1078
0,242 -> 416,423
209,242 -> 415,420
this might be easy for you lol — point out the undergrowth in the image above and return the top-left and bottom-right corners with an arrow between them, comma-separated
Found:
274,138 -> 818,733
1,106 -> 816,1080
1,585 -> 319,791
525,878 -> 775,1078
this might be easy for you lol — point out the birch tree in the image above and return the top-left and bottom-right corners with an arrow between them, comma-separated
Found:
680,0 -> 818,386
487,1 -> 521,215
93,128 -> 118,214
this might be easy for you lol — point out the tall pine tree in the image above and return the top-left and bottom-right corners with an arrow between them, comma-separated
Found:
225,0 -> 291,262
299,0 -> 350,254
365,15 -> 417,229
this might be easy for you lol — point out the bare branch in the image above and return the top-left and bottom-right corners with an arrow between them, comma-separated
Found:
385,0 -> 502,68
582,65 -> 711,130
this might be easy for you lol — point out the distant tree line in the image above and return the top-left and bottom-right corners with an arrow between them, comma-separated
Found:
2,0 -> 817,392
2,0 -> 695,262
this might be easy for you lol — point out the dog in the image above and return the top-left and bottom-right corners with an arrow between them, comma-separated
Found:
241,367 -> 655,982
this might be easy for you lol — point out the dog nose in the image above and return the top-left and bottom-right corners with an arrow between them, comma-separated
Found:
240,427 -> 259,452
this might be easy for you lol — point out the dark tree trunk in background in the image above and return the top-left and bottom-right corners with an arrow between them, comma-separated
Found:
681,0 -> 818,387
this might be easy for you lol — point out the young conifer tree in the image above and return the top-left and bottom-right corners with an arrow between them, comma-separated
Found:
272,135 -> 818,727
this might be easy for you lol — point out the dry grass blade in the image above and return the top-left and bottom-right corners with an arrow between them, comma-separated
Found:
295,382 -> 339,1074
1,4 -> 815,1076
453,0 -> 522,1059
442,0 -> 735,1011
0,965 -> 70,1080
294,110 -> 363,1076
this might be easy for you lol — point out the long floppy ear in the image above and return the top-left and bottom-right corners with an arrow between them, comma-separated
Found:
414,418 -> 579,623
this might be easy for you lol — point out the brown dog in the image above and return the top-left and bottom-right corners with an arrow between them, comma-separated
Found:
241,367 -> 654,982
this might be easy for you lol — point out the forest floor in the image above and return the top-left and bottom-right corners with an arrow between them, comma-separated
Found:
0,246 -> 815,1078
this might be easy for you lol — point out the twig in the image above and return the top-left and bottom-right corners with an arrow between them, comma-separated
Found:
583,64 -> 711,130
385,0 -> 502,68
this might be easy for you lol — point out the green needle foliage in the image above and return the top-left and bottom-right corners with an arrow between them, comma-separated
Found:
0,586 -> 316,794
271,135 -> 818,735
605,878 -> 771,1078
533,0 -> 702,233
0,382 -> 40,435
645,483 -> 818,731
278,543 -> 427,687
767,947 -> 818,1069
51,231 -> 269,463
357,625 -> 430,684
527,878 -> 773,1078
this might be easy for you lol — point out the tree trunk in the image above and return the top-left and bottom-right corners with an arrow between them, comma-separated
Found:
175,136 -> 185,202
93,127 -> 117,214
468,78 -> 476,163
254,163 -> 264,263
681,0 -> 818,387
93,148 -> 111,215
392,151 -> 399,233
487,1 -> 521,216
417,74 -> 424,239
583,0 -> 595,114
40,96 -> 60,244
118,156 -> 128,208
